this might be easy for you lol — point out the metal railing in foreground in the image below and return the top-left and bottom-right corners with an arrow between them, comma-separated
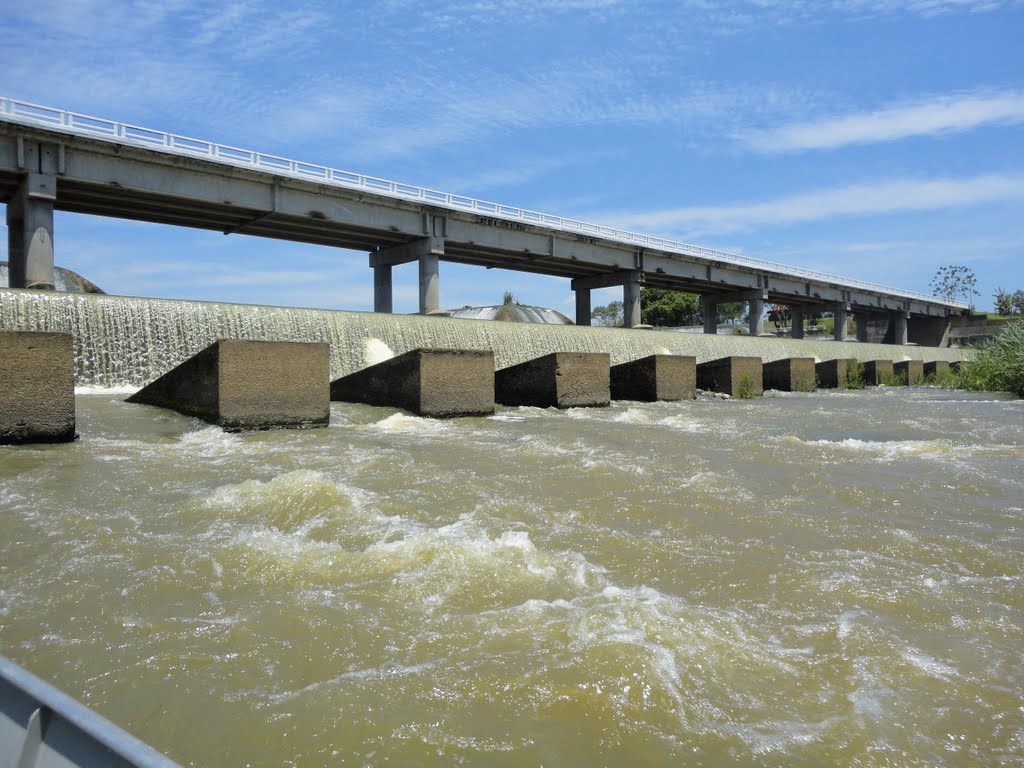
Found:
0,96 -> 968,310
0,655 -> 181,768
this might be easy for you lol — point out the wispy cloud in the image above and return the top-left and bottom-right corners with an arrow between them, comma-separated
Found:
742,91 -> 1024,153
600,172 -> 1024,237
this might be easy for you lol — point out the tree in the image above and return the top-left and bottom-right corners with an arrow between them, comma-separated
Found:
930,265 -> 978,308
591,300 -> 623,327
640,288 -> 701,327
1013,290 -> 1024,315
717,301 -> 746,324
994,288 -> 1014,317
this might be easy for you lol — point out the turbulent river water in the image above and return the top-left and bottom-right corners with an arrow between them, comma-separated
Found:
2,385 -> 1022,767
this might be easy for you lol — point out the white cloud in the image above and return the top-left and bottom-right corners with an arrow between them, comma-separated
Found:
743,91 -> 1024,152
601,172 -> 1024,236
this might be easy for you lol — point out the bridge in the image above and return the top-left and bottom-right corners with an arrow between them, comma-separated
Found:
0,97 -> 967,346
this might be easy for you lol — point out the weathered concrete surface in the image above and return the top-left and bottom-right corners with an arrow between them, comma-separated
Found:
610,354 -> 696,401
696,356 -> 763,397
815,358 -> 853,389
894,360 -> 924,385
0,330 -> 76,444
127,339 -> 330,431
924,360 -> 951,378
862,360 -> 894,386
0,290 -> 972,389
762,357 -> 816,392
495,352 -> 610,408
331,348 -> 494,417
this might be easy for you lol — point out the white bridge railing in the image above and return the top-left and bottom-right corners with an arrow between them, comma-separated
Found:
0,96 -> 968,310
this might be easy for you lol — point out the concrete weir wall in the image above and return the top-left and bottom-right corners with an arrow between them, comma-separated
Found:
0,330 -> 75,443
0,290 -> 969,390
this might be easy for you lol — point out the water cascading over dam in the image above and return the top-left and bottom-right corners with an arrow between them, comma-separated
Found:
0,289 -> 965,388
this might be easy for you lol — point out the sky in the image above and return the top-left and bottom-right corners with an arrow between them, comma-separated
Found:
1,0 -> 1022,315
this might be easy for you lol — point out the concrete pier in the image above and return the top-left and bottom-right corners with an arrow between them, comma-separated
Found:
762,357 -> 816,392
894,360 -> 924,385
0,330 -> 75,444
862,360 -> 894,386
495,352 -> 610,408
610,354 -> 696,401
815,358 -> 853,389
697,356 -> 763,398
127,339 -> 330,431
924,360 -> 951,379
331,348 -> 494,417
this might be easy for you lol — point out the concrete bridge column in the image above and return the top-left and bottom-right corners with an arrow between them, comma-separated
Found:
570,270 -> 643,328
373,264 -> 393,314
855,314 -> 870,343
418,252 -> 439,315
891,311 -> 909,345
833,304 -> 850,342
789,306 -> 804,339
6,173 -> 57,290
623,276 -> 642,329
369,234 -> 444,315
575,288 -> 592,326
748,297 -> 765,337
701,298 -> 718,334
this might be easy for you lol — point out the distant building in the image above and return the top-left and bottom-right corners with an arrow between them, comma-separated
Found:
447,304 -> 573,325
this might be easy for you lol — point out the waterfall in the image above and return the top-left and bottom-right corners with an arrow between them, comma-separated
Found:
0,289 -> 965,388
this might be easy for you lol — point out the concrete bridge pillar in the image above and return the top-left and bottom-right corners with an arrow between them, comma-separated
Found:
833,304 -> 850,342
855,314 -> 870,343
419,252 -> 439,315
373,264 -> 393,314
369,234 -> 444,315
6,172 -> 57,290
748,297 -> 765,337
623,275 -> 642,329
701,298 -> 718,334
891,311 -> 909,345
575,288 -> 591,326
789,306 -> 804,339
570,270 -> 643,328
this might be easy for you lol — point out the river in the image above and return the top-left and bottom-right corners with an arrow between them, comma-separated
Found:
1,384 -> 1021,767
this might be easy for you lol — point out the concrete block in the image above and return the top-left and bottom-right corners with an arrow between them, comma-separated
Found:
763,357 -> 816,392
696,356 -> 763,398
862,359 -> 894,386
894,360 -> 924,385
495,352 -> 610,408
924,360 -> 950,379
127,339 -> 330,431
0,331 -> 76,444
330,348 -> 494,417
610,354 -> 696,401
815,358 -> 853,389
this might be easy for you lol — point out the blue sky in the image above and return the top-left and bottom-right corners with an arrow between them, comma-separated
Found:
2,0 -> 1022,314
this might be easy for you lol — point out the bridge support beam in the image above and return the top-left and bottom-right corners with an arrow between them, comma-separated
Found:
855,314 -> 870,343
701,289 -> 767,336
571,270 -> 645,328
833,304 -> 850,342
369,235 -> 444,315
6,173 -> 57,290
702,298 -> 718,334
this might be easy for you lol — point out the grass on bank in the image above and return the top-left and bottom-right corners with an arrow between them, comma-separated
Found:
955,320 -> 1024,397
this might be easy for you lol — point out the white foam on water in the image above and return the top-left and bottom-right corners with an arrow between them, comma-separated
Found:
363,337 -> 395,367
75,384 -> 138,396
369,412 -> 452,435
901,649 -> 958,679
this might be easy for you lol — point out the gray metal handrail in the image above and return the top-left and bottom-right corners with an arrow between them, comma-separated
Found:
0,655 -> 181,768
0,96 -> 969,309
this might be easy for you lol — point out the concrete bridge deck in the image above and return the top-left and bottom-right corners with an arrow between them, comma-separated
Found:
0,98 -> 967,345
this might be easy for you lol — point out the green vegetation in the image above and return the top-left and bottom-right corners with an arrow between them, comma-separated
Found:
735,373 -> 760,399
792,376 -> 816,393
923,366 -> 956,388
955,320 -> 1024,397
880,370 -> 906,387
845,359 -> 866,389
992,288 -> 1024,317
640,288 -> 702,327
591,300 -> 623,327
